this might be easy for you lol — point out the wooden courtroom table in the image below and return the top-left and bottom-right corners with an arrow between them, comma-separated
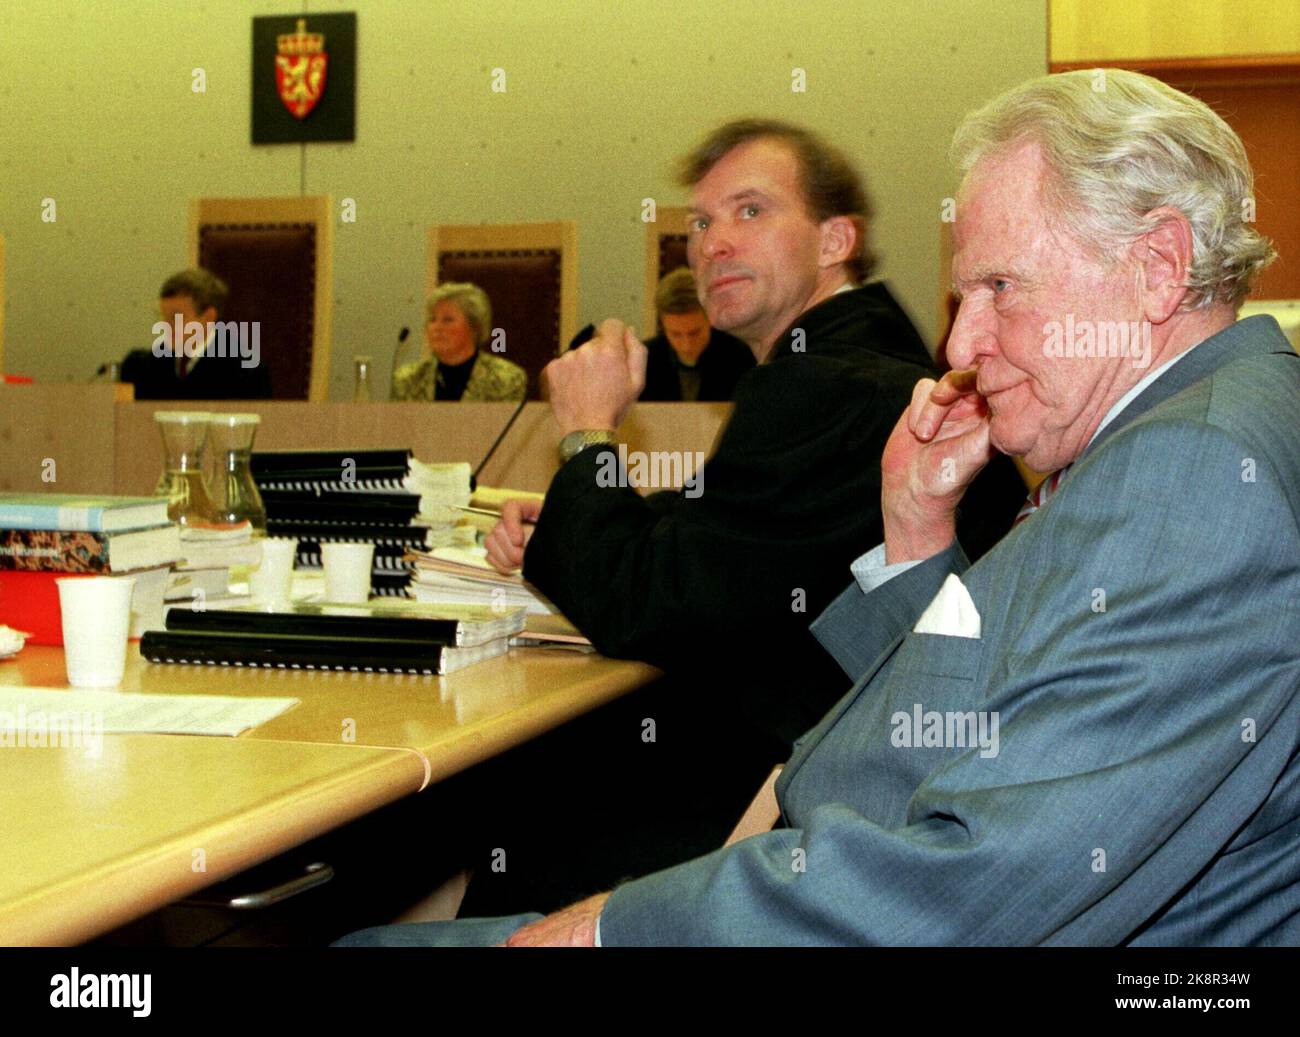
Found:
0,646 -> 659,944
8,645 -> 660,786
0,386 -> 677,941
0,735 -> 426,945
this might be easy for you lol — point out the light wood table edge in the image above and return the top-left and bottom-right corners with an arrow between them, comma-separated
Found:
0,743 -> 425,947
420,660 -> 661,786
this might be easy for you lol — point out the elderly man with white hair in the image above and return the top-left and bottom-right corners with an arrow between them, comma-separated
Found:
338,69 -> 1300,947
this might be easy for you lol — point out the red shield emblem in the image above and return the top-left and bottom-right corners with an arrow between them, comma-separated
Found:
275,19 -> 327,119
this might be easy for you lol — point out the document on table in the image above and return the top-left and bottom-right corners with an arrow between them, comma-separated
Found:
0,685 -> 298,737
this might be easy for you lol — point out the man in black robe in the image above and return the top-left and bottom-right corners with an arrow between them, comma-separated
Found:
458,119 -> 1021,915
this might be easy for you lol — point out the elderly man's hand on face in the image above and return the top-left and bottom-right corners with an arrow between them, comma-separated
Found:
544,319 -> 648,437
881,368 -> 996,565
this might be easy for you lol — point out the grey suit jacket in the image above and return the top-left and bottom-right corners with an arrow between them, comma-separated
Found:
600,315 -> 1300,945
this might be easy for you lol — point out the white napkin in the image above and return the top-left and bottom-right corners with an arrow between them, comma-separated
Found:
912,573 -> 981,639
0,625 -> 29,658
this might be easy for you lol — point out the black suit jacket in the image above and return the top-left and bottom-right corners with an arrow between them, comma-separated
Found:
639,329 -> 756,402
121,347 -> 273,400
524,283 -> 1023,748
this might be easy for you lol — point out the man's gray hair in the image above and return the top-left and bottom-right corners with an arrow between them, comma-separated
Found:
951,69 -> 1275,310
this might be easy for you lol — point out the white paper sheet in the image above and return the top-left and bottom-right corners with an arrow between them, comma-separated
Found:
0,685 -> 298,738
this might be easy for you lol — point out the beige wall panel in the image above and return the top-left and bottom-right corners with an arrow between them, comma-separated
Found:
0,385 -> 119,494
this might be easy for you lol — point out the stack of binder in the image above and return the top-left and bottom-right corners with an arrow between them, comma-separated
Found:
249,449 -> 477,598
141,600 -> 526,675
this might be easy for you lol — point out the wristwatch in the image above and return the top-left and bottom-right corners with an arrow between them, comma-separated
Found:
558,429 -> 617,463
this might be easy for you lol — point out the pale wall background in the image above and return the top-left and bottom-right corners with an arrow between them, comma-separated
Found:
0,0 -> 1047,396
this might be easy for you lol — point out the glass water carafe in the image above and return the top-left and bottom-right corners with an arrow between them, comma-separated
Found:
208,413 -> 267,531
153,411 -> 217,527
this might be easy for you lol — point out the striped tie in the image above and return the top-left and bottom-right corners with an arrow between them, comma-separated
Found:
1014,466 -> 1071,527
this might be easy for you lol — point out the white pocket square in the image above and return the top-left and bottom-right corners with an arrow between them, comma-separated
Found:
913,573 -> 981,639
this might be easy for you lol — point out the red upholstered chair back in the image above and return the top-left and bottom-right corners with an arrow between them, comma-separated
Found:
199,223 -> 317,399
653,236 -> 691,336
436,250 -> 563,399
189,196 -> 333,401
657,236 -> 689,283
427,222 -> 578,400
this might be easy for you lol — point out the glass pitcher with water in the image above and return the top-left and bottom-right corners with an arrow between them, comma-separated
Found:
153,411 -> 217,527
207,413 -> 267,531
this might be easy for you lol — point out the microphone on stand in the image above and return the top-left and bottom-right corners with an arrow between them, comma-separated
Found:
475,320 -> 597,490
470,393 -> 529,492
465,322 -> 592,499
564,323 -> 596,354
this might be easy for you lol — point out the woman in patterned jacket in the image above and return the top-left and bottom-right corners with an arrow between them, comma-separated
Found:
391,282 -> 526,401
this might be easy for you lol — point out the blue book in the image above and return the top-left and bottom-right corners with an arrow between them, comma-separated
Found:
0,493 -> 170,533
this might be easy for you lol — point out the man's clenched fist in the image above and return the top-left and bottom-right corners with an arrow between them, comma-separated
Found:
545,318 -> 648,436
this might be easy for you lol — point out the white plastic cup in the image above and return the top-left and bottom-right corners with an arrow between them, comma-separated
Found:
322,542 -> 374,604
57,576 -> 137,687
250,538 -> 297,607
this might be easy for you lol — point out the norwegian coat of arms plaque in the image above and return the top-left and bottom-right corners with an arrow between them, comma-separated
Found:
252,12 -> 356,144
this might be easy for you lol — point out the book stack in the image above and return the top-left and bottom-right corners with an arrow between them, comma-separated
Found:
408,545 -> 559,616
165,523 -> 255,608
177,522 -> 261,570
141,600 -> 526,675
250,449 -> 478,599
0,494 -> 182,644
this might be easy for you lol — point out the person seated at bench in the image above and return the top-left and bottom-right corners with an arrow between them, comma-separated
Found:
121,268 -> 272,400
640,267 -> 754,401
391,282 -> 526,402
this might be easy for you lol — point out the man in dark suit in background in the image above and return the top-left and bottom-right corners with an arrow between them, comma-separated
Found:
639,267 -> 754,401
121,268 -> 273,400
